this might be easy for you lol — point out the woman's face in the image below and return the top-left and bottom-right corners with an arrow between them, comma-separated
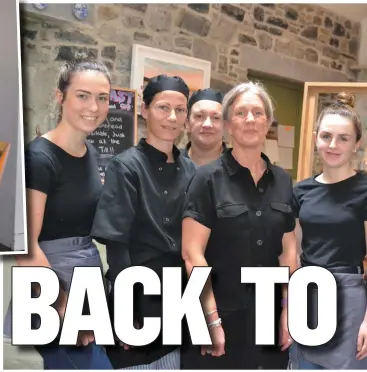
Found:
316,114 -> 358,168
226,91 -> 269,149
141,90 -> 188,142
186,100 -> 223,148
57,70 -> 110,134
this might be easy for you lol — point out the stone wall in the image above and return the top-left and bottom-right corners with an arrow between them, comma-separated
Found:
20,3 -> 361,142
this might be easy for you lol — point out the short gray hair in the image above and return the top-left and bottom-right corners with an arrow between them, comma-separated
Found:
222,81 -> 274,123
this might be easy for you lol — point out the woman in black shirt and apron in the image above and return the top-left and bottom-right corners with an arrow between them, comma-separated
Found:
4,59 -> 113,369
290,92 -> 367,369
181,81 -> 298,369
91,75 -> 196,369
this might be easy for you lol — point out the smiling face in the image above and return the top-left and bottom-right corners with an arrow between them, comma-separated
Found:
57,70 -> 111,134
141,90 -> 188,142
186,100 -> 223,148
226,91 -> 270,148
316,113 -> 359,168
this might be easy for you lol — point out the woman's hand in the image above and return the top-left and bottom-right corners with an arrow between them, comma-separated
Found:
201,325 -> 225,357
357,320 -> 367,360
76,330 -> 95,346
279,307 -> 293,351
118,321 -> 140,350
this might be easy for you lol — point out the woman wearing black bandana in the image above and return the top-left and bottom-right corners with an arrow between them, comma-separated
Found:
90,75 -> 197,369
182,88 -> 226,166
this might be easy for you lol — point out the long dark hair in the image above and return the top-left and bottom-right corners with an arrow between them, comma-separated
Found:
55,59 -> 111,123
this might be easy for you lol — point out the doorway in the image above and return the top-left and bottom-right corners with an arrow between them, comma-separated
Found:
247,71 -> 304,181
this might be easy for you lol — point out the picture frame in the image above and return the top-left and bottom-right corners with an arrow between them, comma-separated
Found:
297,82 -> 367,182
130,44 -> 212,114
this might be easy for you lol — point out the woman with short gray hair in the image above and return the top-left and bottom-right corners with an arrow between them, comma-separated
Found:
181,81 -> 297,369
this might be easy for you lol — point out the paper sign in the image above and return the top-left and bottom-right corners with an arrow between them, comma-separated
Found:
276,147 -> 293,169
278,125 -> 295,148
264,139 -> 279,163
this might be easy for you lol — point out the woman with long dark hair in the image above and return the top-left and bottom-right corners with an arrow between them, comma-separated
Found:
4,59 -> 113,369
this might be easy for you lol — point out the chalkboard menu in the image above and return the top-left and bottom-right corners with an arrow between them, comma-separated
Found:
86,87 -> 137,183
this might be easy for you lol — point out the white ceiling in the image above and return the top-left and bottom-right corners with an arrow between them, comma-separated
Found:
320,4 -> 367,22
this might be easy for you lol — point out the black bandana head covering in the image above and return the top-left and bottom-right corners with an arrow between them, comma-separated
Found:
188,88 -> 223,112
143,74 -> 190,106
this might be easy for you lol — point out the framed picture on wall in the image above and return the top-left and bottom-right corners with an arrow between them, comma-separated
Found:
130,44 -> 212,114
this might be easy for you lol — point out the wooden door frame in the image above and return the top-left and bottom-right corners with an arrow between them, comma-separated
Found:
297,82 -> 367,182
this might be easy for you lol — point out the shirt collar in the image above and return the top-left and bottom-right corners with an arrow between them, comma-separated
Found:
137,138 -> 181,163
221,148 -> 275,180
183,141 -> 228,159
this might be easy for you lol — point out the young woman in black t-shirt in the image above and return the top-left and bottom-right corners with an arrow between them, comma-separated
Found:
291,92 -> 367,369
4,60 -> 113,369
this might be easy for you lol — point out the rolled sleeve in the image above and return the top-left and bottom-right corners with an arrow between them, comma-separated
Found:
291,184 -> 301,219
182,168 -> 215,229
284,176 -> 296,232
25,150 -> 57,194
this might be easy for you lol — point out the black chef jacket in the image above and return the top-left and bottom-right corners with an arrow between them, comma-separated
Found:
181,140 -> 227,159
91,138 -> 197,368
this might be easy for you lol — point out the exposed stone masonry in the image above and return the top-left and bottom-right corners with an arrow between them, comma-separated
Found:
20,3 -> 361,140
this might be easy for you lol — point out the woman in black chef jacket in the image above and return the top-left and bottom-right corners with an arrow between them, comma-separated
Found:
290,92 -> 367,369
181,81 -> 298,369
90,74 -> 197,369
181,88 -> 226,166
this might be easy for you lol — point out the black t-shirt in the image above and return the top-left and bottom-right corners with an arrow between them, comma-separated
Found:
25,137 -> 102,242
292,172 -> 367,268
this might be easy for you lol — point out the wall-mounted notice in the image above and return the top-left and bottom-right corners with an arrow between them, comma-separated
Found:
86,87 -> 138,183
276,147 -> 293,170
264,139 -> 279,163
278,125 -> 295,148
